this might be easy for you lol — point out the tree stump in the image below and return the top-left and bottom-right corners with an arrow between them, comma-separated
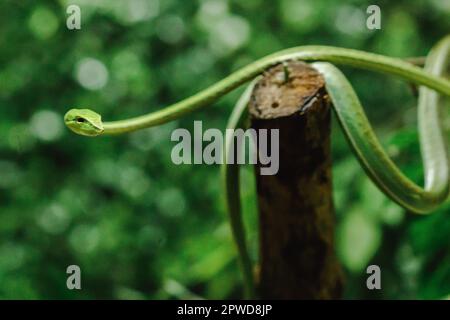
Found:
249,61 -> 343,299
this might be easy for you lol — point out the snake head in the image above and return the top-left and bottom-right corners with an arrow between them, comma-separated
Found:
64,108 -> 104,137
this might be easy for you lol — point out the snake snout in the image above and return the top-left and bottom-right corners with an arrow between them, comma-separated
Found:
64,108 -> 104,137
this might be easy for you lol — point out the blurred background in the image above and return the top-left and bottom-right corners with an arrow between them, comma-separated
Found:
0,0 -> 449,299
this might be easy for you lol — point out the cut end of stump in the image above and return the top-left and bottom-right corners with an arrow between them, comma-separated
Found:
249,61 -> 328,119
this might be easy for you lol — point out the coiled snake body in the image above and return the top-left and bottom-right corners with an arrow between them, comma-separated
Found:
65,36 -> 450,298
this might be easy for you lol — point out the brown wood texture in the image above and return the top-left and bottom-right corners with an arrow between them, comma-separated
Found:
249,61 -> 343,299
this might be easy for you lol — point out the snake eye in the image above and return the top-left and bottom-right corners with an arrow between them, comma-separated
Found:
76,117 -> 86,123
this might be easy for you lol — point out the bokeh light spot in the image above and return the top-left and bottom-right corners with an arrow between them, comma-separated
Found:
30,110 -> 64,142
28,7 -> 59,40
69,224 -> 100,254
75,58 -> 109,91
156,15 -> 186,44
37,203 -> 71,235
157,188 -> 186,217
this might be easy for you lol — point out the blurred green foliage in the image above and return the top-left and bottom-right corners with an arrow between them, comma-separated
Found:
0,0 -> 449,299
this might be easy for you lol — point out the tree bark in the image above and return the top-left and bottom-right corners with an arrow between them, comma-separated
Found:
249,61 -> 343,299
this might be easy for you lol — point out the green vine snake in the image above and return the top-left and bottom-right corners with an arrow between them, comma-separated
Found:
65,35 -> 450,299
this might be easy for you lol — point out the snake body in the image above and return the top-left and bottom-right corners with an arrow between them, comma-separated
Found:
65,36 -> 450,298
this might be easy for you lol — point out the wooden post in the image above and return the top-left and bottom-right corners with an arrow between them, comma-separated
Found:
249,61 -> 343,299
